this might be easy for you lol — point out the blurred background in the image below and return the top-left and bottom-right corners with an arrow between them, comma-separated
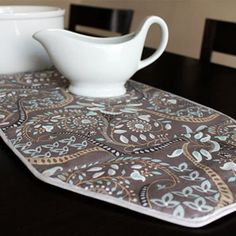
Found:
1,0 -> 236,68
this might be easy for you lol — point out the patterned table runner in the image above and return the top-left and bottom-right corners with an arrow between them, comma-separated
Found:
0,69 -> 236,227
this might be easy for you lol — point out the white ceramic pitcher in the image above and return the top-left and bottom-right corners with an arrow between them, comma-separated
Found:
33,15 -> 168,98
0,6 -> 64,74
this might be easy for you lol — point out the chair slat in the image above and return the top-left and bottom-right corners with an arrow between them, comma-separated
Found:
200,19 -> 236,63
68,4 -> 133,36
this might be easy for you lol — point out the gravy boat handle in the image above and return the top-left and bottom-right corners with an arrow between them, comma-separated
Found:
137,16 -> 169,70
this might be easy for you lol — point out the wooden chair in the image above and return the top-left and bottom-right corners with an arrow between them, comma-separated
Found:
68,4 -> 134,36
200,18 -> 236,63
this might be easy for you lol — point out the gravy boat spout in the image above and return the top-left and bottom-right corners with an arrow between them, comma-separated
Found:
33,15 -> 168,98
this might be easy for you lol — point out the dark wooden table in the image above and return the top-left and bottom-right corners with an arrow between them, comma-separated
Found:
1,50 -> 236,236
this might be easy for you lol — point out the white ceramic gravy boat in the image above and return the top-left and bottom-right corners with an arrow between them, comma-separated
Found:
33,15 -> 168,97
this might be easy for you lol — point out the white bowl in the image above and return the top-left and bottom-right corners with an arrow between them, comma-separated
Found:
0,5 -> 65,74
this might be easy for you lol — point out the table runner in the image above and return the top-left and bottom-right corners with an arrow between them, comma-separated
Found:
0,69 -> 236,227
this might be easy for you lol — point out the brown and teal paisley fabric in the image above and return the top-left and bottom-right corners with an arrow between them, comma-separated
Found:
0,69 -> 236,227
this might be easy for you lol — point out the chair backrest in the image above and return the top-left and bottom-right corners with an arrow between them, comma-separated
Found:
68,4 -> 134,36
200,18 -> 236,63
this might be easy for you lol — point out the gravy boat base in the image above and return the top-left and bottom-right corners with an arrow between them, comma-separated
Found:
69,84 -> 126,98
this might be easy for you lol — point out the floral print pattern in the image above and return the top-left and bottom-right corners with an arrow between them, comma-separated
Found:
0,69 -> 236,227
